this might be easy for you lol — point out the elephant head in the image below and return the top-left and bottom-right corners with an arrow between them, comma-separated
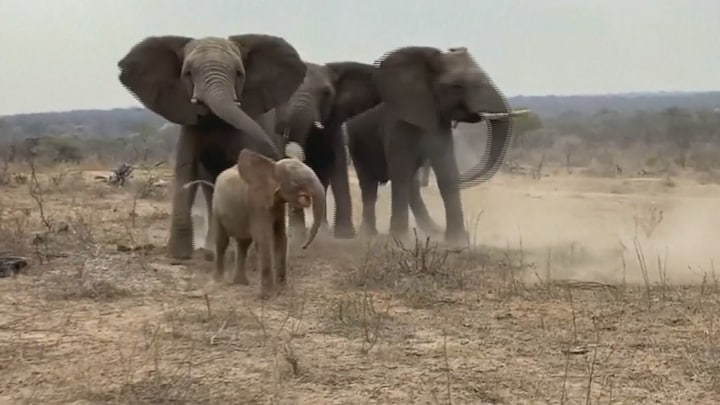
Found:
375,46 -> 529,186
279,61 -> 381,158
237,149 -> 326,249
117,34 -> 308,159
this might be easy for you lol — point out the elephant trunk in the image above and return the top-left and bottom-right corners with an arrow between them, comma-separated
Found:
285,91 -> 320,151
457,87 -> 514,187
200,67 -> 280,160
301,176 -> 326,249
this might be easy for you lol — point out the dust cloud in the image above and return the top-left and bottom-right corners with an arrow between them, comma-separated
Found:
411,173 -> 720,285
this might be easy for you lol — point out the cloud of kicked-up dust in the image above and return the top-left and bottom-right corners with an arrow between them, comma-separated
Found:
415,173 -> 720,285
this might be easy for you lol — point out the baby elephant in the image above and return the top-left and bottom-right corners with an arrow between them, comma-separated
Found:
189,149 -> 326,299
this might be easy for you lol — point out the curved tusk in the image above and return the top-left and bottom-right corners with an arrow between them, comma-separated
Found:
284,141 -> 305,162
190,97 -> 199,104
510,108 -> 531,116
313,121 -> 325,129
478,109 -> 532,120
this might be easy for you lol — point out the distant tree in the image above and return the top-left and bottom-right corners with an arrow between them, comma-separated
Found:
33,135 -> 84,164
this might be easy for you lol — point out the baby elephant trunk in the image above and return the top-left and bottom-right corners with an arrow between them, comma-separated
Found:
302,178 -> 327,249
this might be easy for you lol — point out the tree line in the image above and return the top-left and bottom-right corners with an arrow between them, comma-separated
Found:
1,92 -> 719,174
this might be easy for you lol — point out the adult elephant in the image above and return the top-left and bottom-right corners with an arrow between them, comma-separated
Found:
274,61 -> 381,239
347,105 -> 444,237
345,46 -> 529,244
117,34 -> 307,259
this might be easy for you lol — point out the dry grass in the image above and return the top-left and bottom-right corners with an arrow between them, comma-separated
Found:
1,161 -> 720,404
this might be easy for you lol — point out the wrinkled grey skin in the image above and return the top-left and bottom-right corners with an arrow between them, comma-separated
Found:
345,46 -> 528,244
274,61 -> 381,240
117,34 -> 307,259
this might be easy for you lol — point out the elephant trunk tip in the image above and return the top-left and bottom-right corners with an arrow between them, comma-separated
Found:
301,179 -> 326,250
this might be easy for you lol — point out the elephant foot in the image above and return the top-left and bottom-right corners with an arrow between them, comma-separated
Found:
212,271 -> 226,284
359,223 -> 379,238
444,228 -> 469,248
333,222 -> 356,239
166,244 -> 193,260
259,285 -> 276,301
167,231 -> 194,260
232,273 -> 249,286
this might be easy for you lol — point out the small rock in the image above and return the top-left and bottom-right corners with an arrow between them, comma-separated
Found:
0,257 -> 28,278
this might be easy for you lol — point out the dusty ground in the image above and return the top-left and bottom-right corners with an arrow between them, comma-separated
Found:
1,163 -> 720,404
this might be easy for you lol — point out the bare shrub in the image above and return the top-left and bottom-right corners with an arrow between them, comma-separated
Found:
341,231 -> 490,307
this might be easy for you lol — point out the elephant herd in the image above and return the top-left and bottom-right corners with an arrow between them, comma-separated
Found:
116,33 -> 530,265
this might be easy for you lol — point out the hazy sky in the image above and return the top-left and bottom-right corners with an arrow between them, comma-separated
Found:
1,0 -> 719,115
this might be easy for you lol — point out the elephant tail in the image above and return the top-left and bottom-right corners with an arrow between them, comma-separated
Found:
182,180 -> 216,190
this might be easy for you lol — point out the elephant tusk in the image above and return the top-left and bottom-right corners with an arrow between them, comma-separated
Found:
233,99 -> 242,108
313,121 -> 325,129
510,109 -> 531,116
190,97 -> 199,104
477,109 -> 532,120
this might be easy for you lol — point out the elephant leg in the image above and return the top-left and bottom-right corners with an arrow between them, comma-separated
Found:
356,168 -> 379,236
314,165 -> 332,227
386,141 -> 417,240
197,165 -> 216,261
167,130 -> 198,260
203,210 -> 217,262
429,142 -> 467,245
273,207 -> 288,286
252,219 -> 275,300
231,238 -> 252,285
409,175 -> 443,235
288,206 -> 306,241
328,128 -> 356,239
213,220 -> 229,283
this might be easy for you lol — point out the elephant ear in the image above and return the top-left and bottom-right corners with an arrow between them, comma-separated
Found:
375,46 -> 443,131
117,36 -> 202,125
228,34 -> 308,118
325,62 -> 382,123
237,149 -> 280,209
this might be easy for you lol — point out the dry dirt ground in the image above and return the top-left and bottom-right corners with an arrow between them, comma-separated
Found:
2,164 -> 720,404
